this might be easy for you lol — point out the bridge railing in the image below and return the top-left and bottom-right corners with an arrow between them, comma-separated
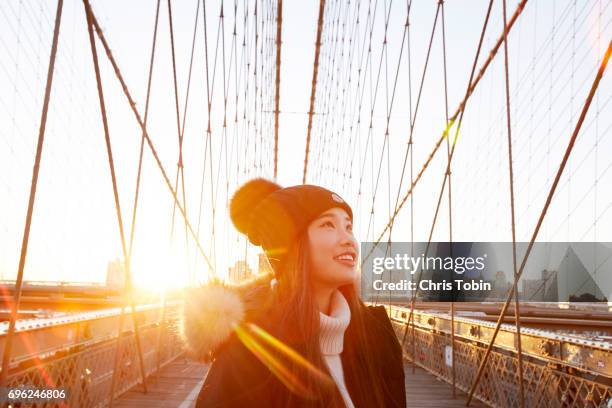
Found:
388,305 -> 612,407
1,301 -> 184,407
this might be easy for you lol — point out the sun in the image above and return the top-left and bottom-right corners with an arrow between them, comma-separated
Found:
129,236 -> 191,291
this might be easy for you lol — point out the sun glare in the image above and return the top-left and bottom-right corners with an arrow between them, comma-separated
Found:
130,237 -> 191,291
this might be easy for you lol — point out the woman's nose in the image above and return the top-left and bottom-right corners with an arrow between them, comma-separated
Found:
340,228 -> 357,246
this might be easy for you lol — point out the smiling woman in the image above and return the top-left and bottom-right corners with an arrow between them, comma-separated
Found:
182,178 -> 406,408
307,208 -> 358,315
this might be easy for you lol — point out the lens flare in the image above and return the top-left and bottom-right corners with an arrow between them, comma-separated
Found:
233,322 -> 334,400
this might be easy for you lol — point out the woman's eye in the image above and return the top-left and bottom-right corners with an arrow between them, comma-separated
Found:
322,221 -> 334,228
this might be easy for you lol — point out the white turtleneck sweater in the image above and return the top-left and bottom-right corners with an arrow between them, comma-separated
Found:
319,290 -> 355,408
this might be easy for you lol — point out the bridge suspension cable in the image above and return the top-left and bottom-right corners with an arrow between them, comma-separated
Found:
500,0 -> 525,405
86,5 -> 216,274
0,0 -> 64,387
466,38 -> 612,406
363,0 -> 528,263
303,0 -> 326,184
81,1 -> 150,401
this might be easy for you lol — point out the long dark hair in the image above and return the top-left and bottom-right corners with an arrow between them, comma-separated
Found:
239,232 -> 387,407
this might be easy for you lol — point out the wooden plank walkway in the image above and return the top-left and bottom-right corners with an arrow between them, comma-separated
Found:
115,357 -> 488,407
114,357 -> 208,408
404,363 -> 487,407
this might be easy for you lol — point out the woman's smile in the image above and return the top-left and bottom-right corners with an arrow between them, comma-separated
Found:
333,251 -> 357,267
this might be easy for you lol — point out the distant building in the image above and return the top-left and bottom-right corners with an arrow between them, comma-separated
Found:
228,260 -> 253,283
106,258 -> 125,288
258,253 -> 273,275
489,270 -> 510,300
522,269 -> 558,301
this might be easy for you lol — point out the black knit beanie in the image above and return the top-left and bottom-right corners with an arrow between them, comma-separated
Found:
229,178 -> 353,272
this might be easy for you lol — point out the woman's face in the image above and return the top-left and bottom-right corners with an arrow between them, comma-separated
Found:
306,207 -> 358,289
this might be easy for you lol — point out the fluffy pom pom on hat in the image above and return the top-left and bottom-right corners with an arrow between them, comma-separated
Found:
229,178 -> 353,271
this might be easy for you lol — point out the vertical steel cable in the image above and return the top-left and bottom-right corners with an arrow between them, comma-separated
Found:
210,1 -> 225,274
363,0 -> 529,264
501,0 -> 525,405
117,0 -> 164,380
127,0 -> 161,271
405,0 -> 415,375
439,0 -> 456,397
87,6 -> 214,272
338,1 -> 363,190
389,0 -> 441,249
401,0 -> 495,352
303,0 -> 326,184
253,0 -> 259,173
355,0 -> 379,223
362,0 -> 396,243
0,0 -> 63,387
82,1 -> 148,403
211,0 -> 229,272
176,0 -> 201,285
195,0 -> 211,277
167,0 -> 189,253
466,38 -> 612,406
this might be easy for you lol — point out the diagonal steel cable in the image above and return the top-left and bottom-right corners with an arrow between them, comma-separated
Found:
82,0 -> 148,402
400,0 -> 496,350
0,0 -> 64,387
127,0 -> 161,261
167,0 -> 190,249
500,0 -> 525,405
87,5 -> 215,273
466,38 -> 612,406
362,0 -> 528,266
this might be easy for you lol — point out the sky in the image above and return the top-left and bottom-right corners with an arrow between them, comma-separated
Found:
0,0 -> 611,290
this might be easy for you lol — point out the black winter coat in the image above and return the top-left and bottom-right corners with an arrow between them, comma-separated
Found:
192,300 -> 406,408
182,285 -> 406,408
